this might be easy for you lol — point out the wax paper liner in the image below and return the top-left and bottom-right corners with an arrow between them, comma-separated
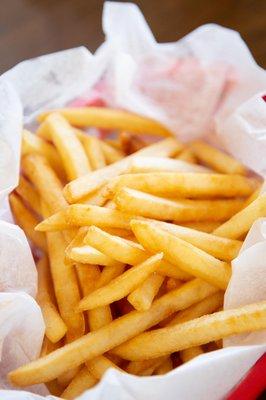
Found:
0,2 -> 266,399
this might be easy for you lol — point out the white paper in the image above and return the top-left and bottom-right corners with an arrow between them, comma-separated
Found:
0,1 -> 266,399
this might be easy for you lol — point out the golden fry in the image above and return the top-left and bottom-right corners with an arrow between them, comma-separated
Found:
191,140 -> 246,175
126,357 -> 166,375
15,175 -> 41,215
62,366 -> 98,400
79,186 -> 107,206
36,256 -> 67,343
22,129 -> 65,179
114,188 -> 244,222
9,193 -> 47,252
95,265 -> 126,289
76,263 -> 101,324
106,172 -> 254,199
151,220 -> 242,261
45,225 -> 85,341
46,113 -> 91,180
81,135 -> 106,170
180,221 -> 221,233
83,225 -> 191,280
22,154 -> 68,213
128,274 -> 165,311
8,279 -> 216,385
180,346 -> 204,363
84,226 -> 147,264
36,209 -> 68,232
177,148 -> 197,164
129,156 -> 210,174
66,204 -> 135,229
63,138 -> 183,203
213,193 -> 266,239
101,140 -> 125,163
70,245 -> 124,267
38,107 -> 174,137
40,336 -> 62,357
86,355 -> 122,379
165,278 -> 183,292
155,356 -> 173,374
78,254 -> 163,311
112,301 -> 266,360
165,291 -> 224,327
131,220 -> 231,290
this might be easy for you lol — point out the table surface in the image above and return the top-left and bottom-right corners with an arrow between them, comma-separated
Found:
0,0 -> 266,74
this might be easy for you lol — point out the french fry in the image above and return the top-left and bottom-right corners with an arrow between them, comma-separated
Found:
65,227 -> 89,258
115,188 -> 244,222
45,113 -> 91,180
86,355 -> 122,379
180,346 -> 204,363
38,107 -> 174,137
104,200 -> 117,209
100,140 -> 125,163
21,129 -> 65,179
8,279 -> 217,385
102,227 -> 133,238
79,186 -> 107,206
76,264 -> 101,297
36,256 -> 67,343
155,356 -> 173,374
165,278 -> 183,292
165,291 -> 224,327
191,140 -> 246,175
40,336 -> 62,357
62,366 -> 98,400
66,204 -> 135,229
22,154 -> 68,213
46,379 -> 64,397
70,245 -> 124,267
131,220 -> 231,290
213,193 -> 266,239
76,264 -> 101,324
81,135 -> 106,170
177,148 -> 197,163
180,221 -> 221,233
15,175 -> 41,215
126,357 -> 166,375
89,305 -> 113,332
112,301 -> 266,361
105,138 -> 123,150
150,220 -> 242,261
36,209 -> 68,232
36,204 -> 137,232
87,265 -> 115,332
95,265 -> 126,289
9,193 -> 47,252
119,131 -> 151,154
84,226 -> 147,264
44,205 -> 85,341
106,173 -> 254,199
83,225 -> 191,280
63,138 -> 183,203
243,186 -> 261,207
128,273 -> 165,311
78,253 -> 163,311
156,260 -> 192,281
129,156 -> 211,174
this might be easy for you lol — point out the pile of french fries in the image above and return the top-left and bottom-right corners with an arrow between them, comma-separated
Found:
8,107 -> 266,399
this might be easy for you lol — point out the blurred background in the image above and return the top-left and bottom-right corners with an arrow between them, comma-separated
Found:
0,0 -> 265,74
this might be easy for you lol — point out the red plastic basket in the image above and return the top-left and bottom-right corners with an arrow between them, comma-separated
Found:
225,353 -> 266,400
